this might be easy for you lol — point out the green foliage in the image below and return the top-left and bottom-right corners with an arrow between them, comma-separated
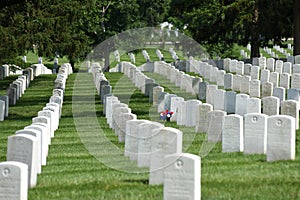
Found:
138,0 -> 172,26
169,0 -> 294,58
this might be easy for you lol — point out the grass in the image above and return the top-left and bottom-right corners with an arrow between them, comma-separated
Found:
0,48 -> 299,199
1,65 -> 299,199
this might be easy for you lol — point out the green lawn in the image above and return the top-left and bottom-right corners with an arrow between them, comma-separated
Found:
0,49 -> 299,199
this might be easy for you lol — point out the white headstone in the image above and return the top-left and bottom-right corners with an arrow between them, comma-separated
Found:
266,58 -> 275,72
235,94 -> 249,116
149,127 -> 182,185
260,69 -> 270,85
216,70 -> 225,87
293,64 -> 300,74
269,72 -> 279,88
244,113 -> 267,154
267,115 -> 295,161
117,113 -> 137,143
295,55 -> 300,64
281,100 -> 299,130
261,82 -> 273,98
105,96 -> 119,124
250,66 -> 260,80
283,62 -> 292,74
125,120 -> 149,160
222,114 -> 243,152
232,74 -> 241,92
213,89 -> 225,111
236,61 -> 244,75
15,130 -> 42,174
7,134 -> 38,188
25,124 -> 49,162
240,76 -> 251,94
259,57 -> 266,69
0,100 -> 4,121
207,110 -> 226,142
273,87 -> 286,102
223,58 -> 231,71
291,73 -> 300,90
279,73 -> 290,89
163,153 -> 201,200
38,110 -> 54,138
246,97 -> 261,114
249,80 -> 261,98
170,97 -> 185,122
0,161 -> 28,200
32,116 -> 51,145
112,107 -> 131,136
176,101 -> 186,126
111,103 -> 128,129
275,60 -> 283,73
195,103 -> 213,133
137,122 -> 164,167
262,96 -> 280,116
206,85 -> 217,105
185,100 -> 202,127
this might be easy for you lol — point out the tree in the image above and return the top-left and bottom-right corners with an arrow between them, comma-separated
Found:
81,0 -> 141,71
0,1 -> 27,64
22,0 -> 92,68
294,0 -> 300,55
138,0 -> 172,27
169,0 -> 294,59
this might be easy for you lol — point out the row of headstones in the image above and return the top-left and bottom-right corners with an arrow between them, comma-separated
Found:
154,61 -> 201,96
153,60 -> 300,122
0,64 -> 72,199
54,63 -> 73,91
190,57 -> 298,82
149,59 -> 299,120
104,95 -> 200,199
0,64 -> 44,121
263,46 -> 291,58
151,61 -> 299,126
89,62 -> 112,104
31,64 -> 53,76
146,61 -> 297,162
0,75 -> 28,121
246,43 -> 293,58
240,49 -> 249,59
150,84 -> 296,163
2,63 -> 55,115
226,57 -> 300,74
203,111 -> 295,162
188,56 -> 300,78
120,62 -> 160,100
100,71 -> 201,199
171,58 -> 300,101
113,50 -> 135,64
0,64 -> 10,80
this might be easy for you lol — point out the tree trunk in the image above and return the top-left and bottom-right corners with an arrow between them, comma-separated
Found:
69,59 -> 75,72
251,41 -> 260,58
103,48 -> 110,72
250,1 -> 260,59
294,0 -> 300,55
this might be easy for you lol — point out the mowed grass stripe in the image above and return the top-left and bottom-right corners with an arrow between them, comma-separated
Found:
28,70 -> 162,199
0,74 -> 57,161
130,70 -> 300,199
0,65 -> 299,199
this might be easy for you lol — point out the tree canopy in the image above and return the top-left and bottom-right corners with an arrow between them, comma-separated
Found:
0,0 -> 298,67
